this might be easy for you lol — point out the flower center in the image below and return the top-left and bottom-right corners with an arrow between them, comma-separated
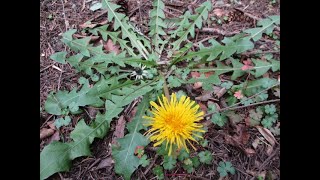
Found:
165,113 -> 184,133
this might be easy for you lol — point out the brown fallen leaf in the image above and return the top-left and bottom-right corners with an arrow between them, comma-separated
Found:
204,72 -> 214,77
73,34 -> 100,41
256,126 -> 277,146
40,128 -> 55,140
241,128 -> 250,145
190,72 -> 202,89
47,120 -> 56,130
112,115 -> 126,144
79,22 -> 97,29
233,124 -> 250,145
48,131 -> 60,144
98,19 -> 108,25
96,157 -> 114,170
214,87 -> 227,99
190,71 -> 201,78
87,107 -> 98,118
224,134 -> 241,147
213,8 -> 225,17
199,102 -> 208,114
104,39 -> 120,54
195,91 -> 215,101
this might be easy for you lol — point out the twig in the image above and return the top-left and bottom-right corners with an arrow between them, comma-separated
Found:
258,146 -> 280,171
187,36 -> 217,48
242,50 -> 280,56
204,83 -> 280,118
139,169 -> 148,180
85,9 -> 108,23
166,6 -> 184,14
59,0 -> 69,31
187,175 -> 210,180
40,65 -> 53,73
199,27 -> 241,36
87,158 -> 101,171
234,167 -> 251,177
164,68 -> 174,79
205,99 -> 280,118
163,9 -> 180,18
40,114 -> 54,129
57,67 -> 63,91
144,154 -> 159,175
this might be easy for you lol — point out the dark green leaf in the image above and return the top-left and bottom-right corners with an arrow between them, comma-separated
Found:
198,150 -> 213,164
163,155 -> 177,170
139,154 -> 150,167
50,51 -> 67,64
54,116 -> 71,129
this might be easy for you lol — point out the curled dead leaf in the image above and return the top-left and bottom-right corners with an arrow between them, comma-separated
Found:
40,128 -> 55,140
256,126 -> 277,146
215,87 -> 227,99
195,91 -> 215,101
79,22 -> 97,29
213,8 -> 225,17
96,157 -> 114,170
47,120 -> 56,130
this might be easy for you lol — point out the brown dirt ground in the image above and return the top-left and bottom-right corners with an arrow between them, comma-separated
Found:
40,0 -> 280,179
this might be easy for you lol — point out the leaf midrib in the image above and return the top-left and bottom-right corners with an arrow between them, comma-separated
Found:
40,116 -> 112,177
123,99 -> 148,164
250,17 -> 280,39
103,0 -> 149,59
172,5 -> 208,51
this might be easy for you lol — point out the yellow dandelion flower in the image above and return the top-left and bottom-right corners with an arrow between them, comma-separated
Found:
143,93 -> 205,156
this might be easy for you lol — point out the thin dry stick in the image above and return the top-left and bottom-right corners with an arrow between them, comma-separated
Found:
204,99 -> 280,118
204,83 -> 280,117
199,27 -> 241,36
60,0 -> 69,31
243,50 -> 280,56
258,146 -> 280,171
40,65 -> 53,73
86,9 -> 108,22
220,99 -> 280,113
57,68 -> 63,91
187,175 -> 210,180
143,154 -> 159,175
40,114 -> 54,129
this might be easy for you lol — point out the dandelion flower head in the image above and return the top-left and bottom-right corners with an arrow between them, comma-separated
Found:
143,93 -> 205,155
